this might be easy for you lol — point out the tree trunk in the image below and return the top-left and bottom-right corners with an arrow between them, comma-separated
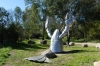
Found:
42,23 -> 45,40
0,24 -> 3,44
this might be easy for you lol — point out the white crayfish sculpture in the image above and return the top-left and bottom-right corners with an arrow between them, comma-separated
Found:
45,12 -> 75,53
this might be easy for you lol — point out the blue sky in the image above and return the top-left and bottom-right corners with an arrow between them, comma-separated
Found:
0,0 -> 25,11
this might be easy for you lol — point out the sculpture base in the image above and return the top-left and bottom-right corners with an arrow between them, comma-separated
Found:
50,29 -> 63,53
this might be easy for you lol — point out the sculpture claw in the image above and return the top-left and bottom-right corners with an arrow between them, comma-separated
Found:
59,12 -> 75,39
45,16 -> 49,29
45,16 -> 52,38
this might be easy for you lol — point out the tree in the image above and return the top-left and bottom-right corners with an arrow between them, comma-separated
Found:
70,0 -> 100,40
74,0 -> 100,21
0,7 -> 9,43
7,10 -> 14,24
24,0 -> 100,40
24,0 -> 74,40
14,6 -> 23,23
5,22 -> 24,43
86,20 -> 100,40
22,3 -> 40,39
0,7 -> 25,44
24,0 -> 45,40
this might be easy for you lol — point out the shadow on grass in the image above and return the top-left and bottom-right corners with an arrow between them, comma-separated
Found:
2,42 -> 49,51
56,49 -> 99,54
56,50 -> 86,54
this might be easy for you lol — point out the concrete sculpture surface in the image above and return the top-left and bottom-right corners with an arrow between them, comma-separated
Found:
45,11 -> 75,53
25,11 -> 75,63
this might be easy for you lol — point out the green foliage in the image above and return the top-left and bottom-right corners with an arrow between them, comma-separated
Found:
75,0 -> 100,21
24,0 -> 100,41
0,7 -> 25,44
14,6 -> 22,23
0,0 -> 100,44
6,22 -> 25,43
0,7 -> 8,18
70,0 -> 100,40
0,22 -> 25,44
0,47 -> 11,66
0,7 -> 9,43
1,40 -> 100,66
22,3 -> 41,39
72,20 -> 100,40
7,22 -> 19,43
24,0 -> 74,32
87,20 -> 100,40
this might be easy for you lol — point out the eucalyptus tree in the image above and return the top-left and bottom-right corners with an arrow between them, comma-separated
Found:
24,0 -> 49,40
24,0 -> 100,40
0,7 -> 9,43
24,0 -> 75,40
41,0 -> 76,30
14,6 -> 23,23
7,10 -> 14,24
0,7 -> 9,25
72,0 -> 100,39
42,0 -> 100,39
23,2 -> 40,39
74,0 -> 99,21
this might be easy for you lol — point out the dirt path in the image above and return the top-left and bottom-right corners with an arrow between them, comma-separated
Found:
75,42 -> 99,46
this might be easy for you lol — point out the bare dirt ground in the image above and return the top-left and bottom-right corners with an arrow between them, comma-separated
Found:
75,42 -> 99,46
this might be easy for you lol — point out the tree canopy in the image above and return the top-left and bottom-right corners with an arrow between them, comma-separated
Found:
0,0 -> 100,44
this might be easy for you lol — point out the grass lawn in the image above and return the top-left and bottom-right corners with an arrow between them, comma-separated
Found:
0,39 -> 100,66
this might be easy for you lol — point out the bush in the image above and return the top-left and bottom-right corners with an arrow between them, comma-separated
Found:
87,20 -> 100,40
0,22 -> 25,44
